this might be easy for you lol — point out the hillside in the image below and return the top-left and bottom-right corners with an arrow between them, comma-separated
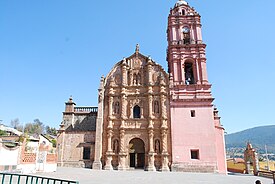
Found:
225,125 -> 275,159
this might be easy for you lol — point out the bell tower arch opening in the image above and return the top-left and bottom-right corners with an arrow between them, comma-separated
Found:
129,138 -> 145,169
184,62 -> 195,85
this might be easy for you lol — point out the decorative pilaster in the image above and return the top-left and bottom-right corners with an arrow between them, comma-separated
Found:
200,58 -> 208,84
147,129 -> 156,171
160,94 -> 167,120
118,128 -> 127,170
195,58 -> 201,84
92,76 -> 105,170
122,58 -> 127,87
148,95 -> 153,118
161,129 -> 170,172
147,57 -> 153,85
121,89 -> 127,120
104,129 -> 114,170
109,96 -> 113,117
181,61 -> 185,85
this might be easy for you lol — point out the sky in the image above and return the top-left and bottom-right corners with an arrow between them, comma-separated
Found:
0,0 -> 274,134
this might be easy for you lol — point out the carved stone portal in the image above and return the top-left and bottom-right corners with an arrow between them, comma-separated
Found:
101,48 -> 171,171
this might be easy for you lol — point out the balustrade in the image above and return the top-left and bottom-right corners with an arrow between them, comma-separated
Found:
74,107 -> 98,113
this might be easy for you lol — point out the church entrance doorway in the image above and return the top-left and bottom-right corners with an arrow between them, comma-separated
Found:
129,138 -> 145,169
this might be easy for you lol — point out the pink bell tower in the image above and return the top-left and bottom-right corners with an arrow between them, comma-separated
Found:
167,0 -> 227,173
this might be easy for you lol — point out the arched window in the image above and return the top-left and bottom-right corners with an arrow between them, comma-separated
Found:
133,105 -> 141,119
182,9 -> 185,15
182,27 -> 190,44
185,62 -> 195,85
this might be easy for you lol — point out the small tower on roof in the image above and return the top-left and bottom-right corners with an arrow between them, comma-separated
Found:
65,96 -> 76,113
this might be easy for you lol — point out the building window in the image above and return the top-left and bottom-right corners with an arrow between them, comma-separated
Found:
191,150 -> 199,160
182,9 -> 185,15
182,27 -> 190,44
83,147 -> 90,160
191,110 -> 196,117
133,105 -> 141,118
185,62 -> 195,85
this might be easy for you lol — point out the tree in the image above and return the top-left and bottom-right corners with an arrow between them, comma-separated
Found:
45,126 -> 57,136
24,119 -> 45,136
0,130 -> 7,136
10,118 -> 20,129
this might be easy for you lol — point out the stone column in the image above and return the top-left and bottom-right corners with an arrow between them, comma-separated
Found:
122,59 -> 127,87
160,94 -> 167,120
195,58 -> 201,84
121,89 -> 127,120
173,61 -> 179,84
129,70 -> 133,86
200,58 -> 208,84
147,58 -> 153,85
93,76 -> 105,170
147,129 -> 156,171
118,128 -> 127,170
140,103 -> 144,119
104,129 -> 114,170
161,129 -> 169,172
109,96 -> 113,117
181,61 -> 185,85
148,95 -> 153,118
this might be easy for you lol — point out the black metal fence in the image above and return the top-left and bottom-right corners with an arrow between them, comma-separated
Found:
0,173 -> 79,184
258,170 -> 275,184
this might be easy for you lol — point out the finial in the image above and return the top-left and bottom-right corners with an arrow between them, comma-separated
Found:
69,95 -> 73,101
123,57 -> 127,64
135,44 -> 140,54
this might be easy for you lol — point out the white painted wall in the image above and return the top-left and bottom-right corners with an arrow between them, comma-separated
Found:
0,146 -> 19,165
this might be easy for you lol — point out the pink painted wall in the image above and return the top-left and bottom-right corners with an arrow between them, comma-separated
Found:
171,106 -> 218,165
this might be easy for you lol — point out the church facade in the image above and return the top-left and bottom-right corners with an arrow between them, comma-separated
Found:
57,0 -> 227,173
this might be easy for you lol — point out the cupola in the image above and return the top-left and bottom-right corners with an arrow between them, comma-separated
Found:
175,0 -> 188,7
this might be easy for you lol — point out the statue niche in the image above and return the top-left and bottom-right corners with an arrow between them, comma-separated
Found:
133,73 -> 141,86
153,100 -> 160,114
113,139 -> 119,154
155,139 -> 161,154
113,101 -> 120,115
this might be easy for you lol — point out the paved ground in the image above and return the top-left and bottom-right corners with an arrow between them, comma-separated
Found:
34,167 -> 273,184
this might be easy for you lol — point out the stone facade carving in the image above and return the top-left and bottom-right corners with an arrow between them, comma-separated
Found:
101,47 -> 171,171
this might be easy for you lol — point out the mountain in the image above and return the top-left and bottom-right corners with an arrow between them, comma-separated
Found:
225,125 -> 275,156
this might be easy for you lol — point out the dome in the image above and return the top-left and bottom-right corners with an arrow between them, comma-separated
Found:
175,0 -> 188,7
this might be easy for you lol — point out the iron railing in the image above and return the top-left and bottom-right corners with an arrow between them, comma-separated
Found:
258,170 -> 275,184
0,173 -> 79,184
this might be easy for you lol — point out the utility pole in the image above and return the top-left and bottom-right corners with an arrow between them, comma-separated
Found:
265,145 -> 270,171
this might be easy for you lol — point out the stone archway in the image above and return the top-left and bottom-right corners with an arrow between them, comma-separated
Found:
129,138 -> 145,169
